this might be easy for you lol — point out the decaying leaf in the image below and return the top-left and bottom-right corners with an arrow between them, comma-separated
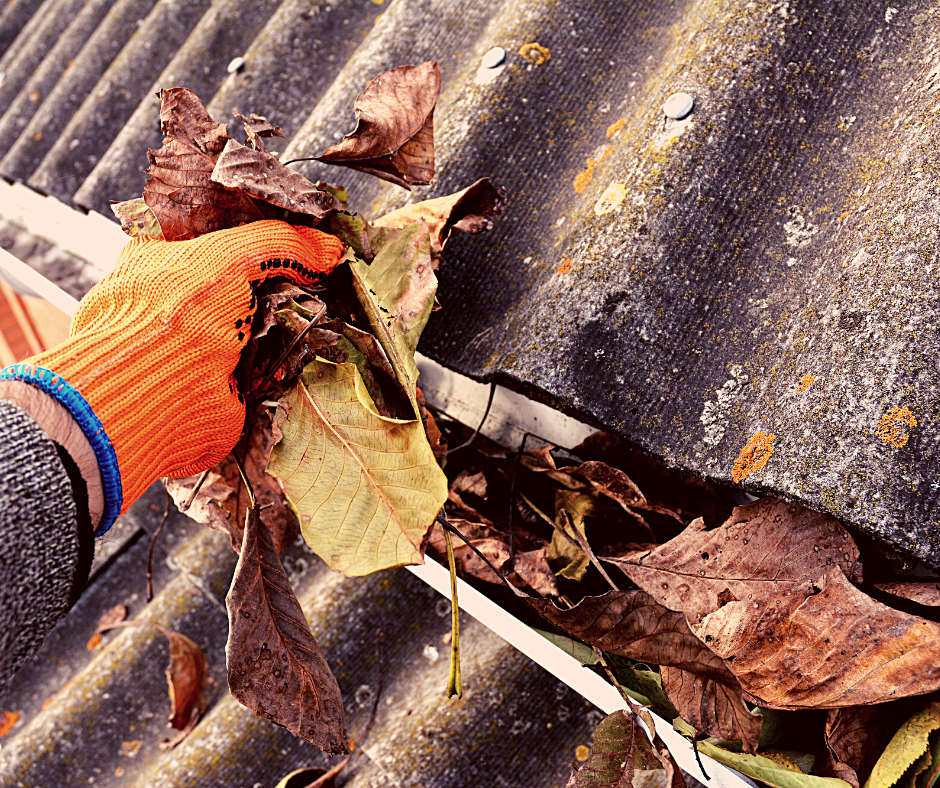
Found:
691,737 -> 853,788
608,498 -> 863,625
373,178 -> 506,265
143,87 -> 262,240
211,139 -> 344,221
565,709 -> 669,788
865,704 -> 940,788
165,407 -> 298,555
110,197 -> 164,239
94,604 -> 128,633
427,519 -> 558,596
349,221 -> 436,420
226,502 -> 348,755
317,62 -> 441,188
696,568 -> 940,709
547,506 -> 591,581
875,584 -> 940,607
268,358 -> 447,576
160,628 -> 209,749
529,590 -> 761,751
233,108 -> 283,152
826,706 -> 909,788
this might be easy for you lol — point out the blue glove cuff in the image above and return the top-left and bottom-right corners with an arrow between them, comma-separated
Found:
0,363 -> 123,536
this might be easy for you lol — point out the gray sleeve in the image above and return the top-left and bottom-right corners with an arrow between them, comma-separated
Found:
0,398 -> 86,698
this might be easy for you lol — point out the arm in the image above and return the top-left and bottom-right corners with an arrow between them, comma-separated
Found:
0,220 -> 345,691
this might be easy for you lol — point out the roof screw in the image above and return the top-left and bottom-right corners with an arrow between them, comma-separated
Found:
227,56 -> 246,74
481,47 -> 506,69
662,91 -> 694,120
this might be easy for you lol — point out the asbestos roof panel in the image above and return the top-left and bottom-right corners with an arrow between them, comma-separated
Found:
0,0 -> 932,566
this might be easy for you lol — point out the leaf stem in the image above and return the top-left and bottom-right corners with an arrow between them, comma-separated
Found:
255,299 -> 327,396
562,510 -> 620,592
147,487 -> 172,602
180,469 -> 211,512
435,511 -> 531,599
443,528 -> 462,699
232,454 -> 256,509
442,382 -> 496,456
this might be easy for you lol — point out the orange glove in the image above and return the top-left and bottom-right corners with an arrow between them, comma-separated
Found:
0,220 -> 344,535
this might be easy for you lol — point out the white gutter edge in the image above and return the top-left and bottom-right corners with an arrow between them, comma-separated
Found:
0,186 -> 754,788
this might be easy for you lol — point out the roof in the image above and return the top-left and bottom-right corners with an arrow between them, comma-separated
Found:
2,0 -> 936,570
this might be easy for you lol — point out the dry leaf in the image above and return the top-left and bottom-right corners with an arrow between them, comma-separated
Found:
529,590 -> 761,750
565,709 -> 668,787
143,88 -> 263,241
373,178 -> 505,265
159,628 -> 208,749
696,567 -> 940,709
427,519 -> 558,596
95,604 -> 128,633
875,584 -> 940,607
165,408 -> 297,555
608,498 -> 863,624
211,139 -> 344,221
226,503 -> 348,755
826,706 -> 909,788
110,197 -> 164,239
233,108 -> 283,152
317,62 -> 441,188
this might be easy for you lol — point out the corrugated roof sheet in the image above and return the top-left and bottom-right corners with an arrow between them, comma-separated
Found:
2,0 -> 936,569
0,0 -> 938,783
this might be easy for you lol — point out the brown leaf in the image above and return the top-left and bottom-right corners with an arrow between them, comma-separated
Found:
451,470 -> 488,499
95,604 -> 128,634
529,590 -> 761,750
143,88 -> 263,240
608,498 -> 863,625
157,627 -> 208,749
211,139 -> 344,221
373,178 -> 506,265
696,567 -> 940,708
226,503 -> 348,755
165,407 -> 298,555
566,709 -> 672,787
875,583 -> 940,607
317,62 -> 441,189
233,109 -> 283,152
825,706 -> 909,787
428,520 -> 558,596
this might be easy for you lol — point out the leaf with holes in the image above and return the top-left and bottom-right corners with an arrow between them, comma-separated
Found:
267,358 -> 447,576
110,197 -> 164,239
317,62 -> 441,188
606,498 -> 863,625
349,220 -> 436,421
529,590 -> 761,751
226,502 -> 348,755
143,88 -> 262,240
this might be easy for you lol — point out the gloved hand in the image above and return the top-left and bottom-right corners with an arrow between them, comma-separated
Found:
0,220 -> 344,535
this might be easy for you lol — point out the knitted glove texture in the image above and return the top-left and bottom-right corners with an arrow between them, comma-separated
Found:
16,220 -> 344,520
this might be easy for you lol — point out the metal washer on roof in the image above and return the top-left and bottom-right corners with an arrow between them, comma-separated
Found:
662,91 -> 694,119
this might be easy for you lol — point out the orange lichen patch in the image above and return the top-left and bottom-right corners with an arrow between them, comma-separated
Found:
32,132 -> 42,142
574,159 -> 595,192
0,711 -> 20,737
876,407 -> 917,448
732,431 -> 776,483
594,182 -> 626,215
87,633 -> 103,650
606,118 -> 626,137
41,697 -> 54,711
28,90 -> 40,103
115,767 -> 125,778
575,744 -> 591,761
838,211 -> 851,223
596,144 -> 613,163
121,740 -> 142,758
558,259 -> 573,274
797,374 -> 815,392
519,42 -> 550,65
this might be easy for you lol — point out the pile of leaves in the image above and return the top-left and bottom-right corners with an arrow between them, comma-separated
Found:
108,63 -> 940,788
110,63 -> 504,758
424,425 -> 940,788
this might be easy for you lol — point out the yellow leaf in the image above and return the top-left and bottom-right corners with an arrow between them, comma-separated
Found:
866,704 -> 940,788
268,358 -> 447,576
